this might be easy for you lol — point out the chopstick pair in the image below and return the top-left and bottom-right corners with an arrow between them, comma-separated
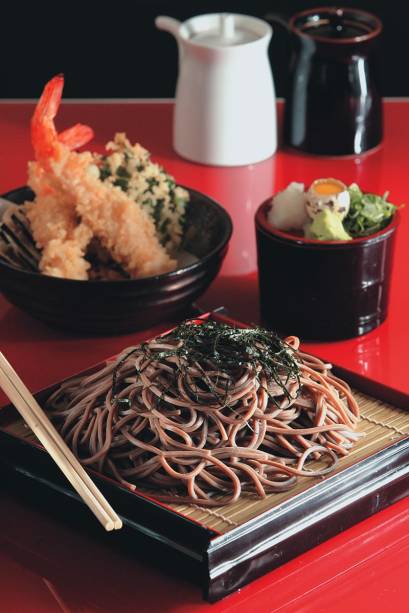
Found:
0,352 -> 122,531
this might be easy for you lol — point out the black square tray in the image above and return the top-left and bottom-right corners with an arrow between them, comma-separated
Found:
1,313 -> 409,602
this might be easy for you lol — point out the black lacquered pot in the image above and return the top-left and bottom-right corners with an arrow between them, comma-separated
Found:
255,200 -> 399,341
283,7 -> 383,156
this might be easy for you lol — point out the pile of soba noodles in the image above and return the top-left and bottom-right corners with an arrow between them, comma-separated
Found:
47,320 -> 360,506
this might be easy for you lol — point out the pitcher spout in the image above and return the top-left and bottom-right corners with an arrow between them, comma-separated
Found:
155,16 -> 181,40
156,16 -> 184,65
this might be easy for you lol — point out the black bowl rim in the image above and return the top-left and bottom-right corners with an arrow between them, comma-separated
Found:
255,199 -> 400,250
0,185 -> 233,285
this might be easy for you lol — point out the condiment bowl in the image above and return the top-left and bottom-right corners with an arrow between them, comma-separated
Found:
0,187 -> 232,334
255,199 -> 400,341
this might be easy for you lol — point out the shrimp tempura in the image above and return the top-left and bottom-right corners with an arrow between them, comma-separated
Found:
26,75 -> 176,280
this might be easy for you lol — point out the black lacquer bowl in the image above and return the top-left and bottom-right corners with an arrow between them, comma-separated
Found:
0,187 -> 232,334
256,200 -> 399,341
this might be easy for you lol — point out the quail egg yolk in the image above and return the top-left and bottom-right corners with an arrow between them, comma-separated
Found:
312,180 -> 345,195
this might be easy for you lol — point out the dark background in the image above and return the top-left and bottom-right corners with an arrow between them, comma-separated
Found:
1,1 -> 406,98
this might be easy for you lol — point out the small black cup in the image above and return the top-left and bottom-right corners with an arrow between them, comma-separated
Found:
256,201 -> 399,341
283,7 -> 383,156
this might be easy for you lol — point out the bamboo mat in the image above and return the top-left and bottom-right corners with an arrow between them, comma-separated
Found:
2,391 -> 408,534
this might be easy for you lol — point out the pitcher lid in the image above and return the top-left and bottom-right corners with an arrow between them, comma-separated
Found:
180,13 -> 271,47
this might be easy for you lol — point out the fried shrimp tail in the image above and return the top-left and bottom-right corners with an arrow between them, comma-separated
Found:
31,74 -> 94,163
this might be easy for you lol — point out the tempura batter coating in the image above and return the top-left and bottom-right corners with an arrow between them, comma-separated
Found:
26,75 -> 176,280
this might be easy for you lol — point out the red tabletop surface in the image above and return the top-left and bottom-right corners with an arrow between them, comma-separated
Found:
0,99 -> 409,612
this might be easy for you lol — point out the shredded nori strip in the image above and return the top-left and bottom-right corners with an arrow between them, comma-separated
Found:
111,320 -> 300,408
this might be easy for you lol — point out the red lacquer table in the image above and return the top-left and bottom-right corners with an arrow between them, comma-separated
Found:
0,99 -> 408,612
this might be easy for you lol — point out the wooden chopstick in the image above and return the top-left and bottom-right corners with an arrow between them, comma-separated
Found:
0,352 -> 122,531
0,354 -> 122,530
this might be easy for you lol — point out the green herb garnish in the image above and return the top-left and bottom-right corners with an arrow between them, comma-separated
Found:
113,177 -> 129,192
97,135 -> 189,253
116,166 -> 131,179
144,177 -> 160,194
99,165 -> 111,181
153,199 -> 164,229
343,183 -> 397,237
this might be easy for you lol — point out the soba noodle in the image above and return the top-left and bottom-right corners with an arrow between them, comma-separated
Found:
46,320 -> 360,506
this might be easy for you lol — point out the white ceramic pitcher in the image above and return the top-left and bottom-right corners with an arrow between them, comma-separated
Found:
155,13 -> 277,167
